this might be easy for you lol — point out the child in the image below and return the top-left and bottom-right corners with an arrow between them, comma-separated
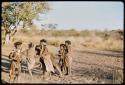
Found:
65,40 -> 72,54
58,44 -> 66,72
25,42 -> 36,78
9,41 -> 22,83
35,39 -> 47,75
64,40 -> 72,75
39,39 -> 55,80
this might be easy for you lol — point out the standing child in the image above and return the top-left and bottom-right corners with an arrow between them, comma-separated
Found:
64,40 -> 72,75
24,42 -> 36,78
35,39 -> 46,75
9,41 -> 22,83
58,44 -> 66,72
40,39 -> 55,80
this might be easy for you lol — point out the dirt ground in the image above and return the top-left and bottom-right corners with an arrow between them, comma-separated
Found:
1,44 -> 123,84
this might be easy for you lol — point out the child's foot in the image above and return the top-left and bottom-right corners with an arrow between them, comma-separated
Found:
44,77 -> 51,80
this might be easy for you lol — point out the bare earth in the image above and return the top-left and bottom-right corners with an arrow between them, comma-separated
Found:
1,45 -> 123,84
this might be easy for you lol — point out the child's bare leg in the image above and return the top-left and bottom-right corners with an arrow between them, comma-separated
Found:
49,72 -> 51,80
55,65 -> 63,76
44,71 -> 50,80
29,69 -> 33,79
9,75 -> 14,83
43,71 -> 47,79
63,65 -> 66,75
68,66 -> 71,75
9,66 -> 15,83
65,67 -> 68,75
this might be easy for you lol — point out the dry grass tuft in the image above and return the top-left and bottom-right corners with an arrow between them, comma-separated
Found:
2,28 -> 123,52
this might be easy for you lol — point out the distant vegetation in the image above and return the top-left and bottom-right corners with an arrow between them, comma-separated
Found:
3,27 -> 122,52
19,27 -> 123,40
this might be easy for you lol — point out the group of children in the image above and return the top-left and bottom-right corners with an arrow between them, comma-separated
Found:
9,39 -> 72,82
58,40 -> 72,75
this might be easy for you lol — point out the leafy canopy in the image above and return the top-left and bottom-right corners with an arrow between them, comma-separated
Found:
2,2 -> 50,29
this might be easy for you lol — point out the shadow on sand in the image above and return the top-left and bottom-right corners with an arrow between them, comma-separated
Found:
74,60 -> 123,70
1,56 -> 11,73
1,54 -> 43,76
1,79 -> 8,84
72,66 -> 114,81
77,50 -> 123,57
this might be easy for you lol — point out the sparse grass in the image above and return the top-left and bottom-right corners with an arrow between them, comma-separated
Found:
2,28 -> 123,52
112,69 -> 123,84
2,29 -> 123,84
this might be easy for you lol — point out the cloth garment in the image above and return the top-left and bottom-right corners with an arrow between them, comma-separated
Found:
43,54 -> 55,73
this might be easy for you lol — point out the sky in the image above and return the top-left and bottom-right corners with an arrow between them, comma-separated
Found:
33,1 -> 124,31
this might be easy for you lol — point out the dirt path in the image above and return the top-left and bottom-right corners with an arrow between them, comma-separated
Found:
1,46 -> 123,84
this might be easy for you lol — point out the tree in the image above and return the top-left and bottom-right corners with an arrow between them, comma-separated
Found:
2,2 -> 50,45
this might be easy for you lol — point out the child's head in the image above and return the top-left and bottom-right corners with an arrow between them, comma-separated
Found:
65,40 -> 71,46
40,39 -> 47,46
28,42 -> 34,49
60,44 -> 65,50
14,41 -> 22,49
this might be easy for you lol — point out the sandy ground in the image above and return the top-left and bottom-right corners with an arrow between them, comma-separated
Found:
1,45 -> 123,84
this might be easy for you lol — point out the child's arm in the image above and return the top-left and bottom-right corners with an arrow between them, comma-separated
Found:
9,49 -> 15,60
9,52 -> 14,60
66,46 -> 72,53
58,50 -> 62,56
69,46 -> 72,53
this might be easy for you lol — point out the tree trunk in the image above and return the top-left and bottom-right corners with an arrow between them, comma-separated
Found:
12,21 -> 20,34
23,22 -> 26,28
5,33 -> 10,45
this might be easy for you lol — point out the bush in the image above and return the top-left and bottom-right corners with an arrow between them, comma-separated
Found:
47,40 -> 60,47
20,28 -> 29,33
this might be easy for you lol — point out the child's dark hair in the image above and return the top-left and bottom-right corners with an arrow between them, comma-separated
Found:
28,42 -> 34,48
14,41 -> 22,47
60,44 -> 67,51
65,40 -> 71,45
40,39 -> 47,43
60,44 -> 65,47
